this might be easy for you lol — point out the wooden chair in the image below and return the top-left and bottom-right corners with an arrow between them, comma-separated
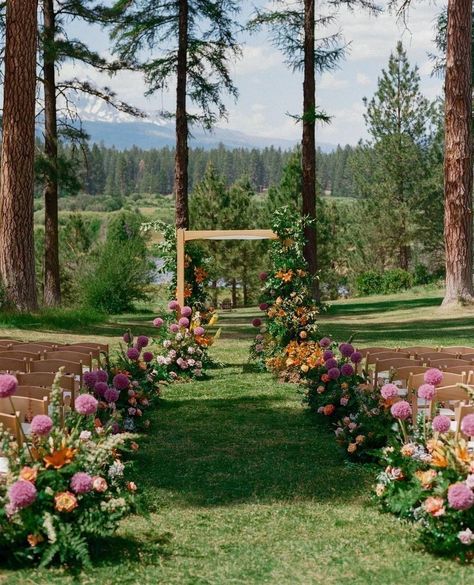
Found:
29,359 -> 83,388
16,371 -> 75,391
400,346 -> 437,356
412,383 -> 469,422
366,351 -> 410,377
0,357 -> 29,373
0,411 -> 22,445
51,346 -> 101,365
0,350 -> 41,361
14,343 -> 58,353
458,353 -> 474,362
430,358 -> 472,369
440,346 -> 474,356
455,404 -> 474,440
441,365 -> 473,377
416,351 -> 458,363
357,347 -> 393,358
65,341 -> 109,354
45,351 -> 91,370
15,386 -> 71,419
0,340 -> 22,346
391,365 -> 430,392
374,358 -> 422,385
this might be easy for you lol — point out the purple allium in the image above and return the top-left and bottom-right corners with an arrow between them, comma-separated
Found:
96,370 -> 108,383
136,335 -> 149,349
153,317 -> 164,328
0,374 -> 17,398
259,303 -> 269,311
325,358 -> 338,370
339,343 -> 354,358
127,347 -> 140,361
143,351 -> 153,363
75,393 -> 98,415
104,387 -> 120,403
341,363 -> 354,377
178,317 -> 190,328
194,326 -> 205,336
319,337 -> 331,348
328,367 -> 341,380
94,381 -> 108,397
252,318 -> 262,328
168,300 -> 180,311
30,415 -> 53,436
83,371 -> 98,389
381,384 -> 398,400
170,323 -> 180,333
259,272 -> 268,281
323,350 -> 334,362
461,414 -> 474,437
424,368 -> 443,386
181,306 -> 192,318
448,483 -> 474,511
350,351 -> 363,364
70,472 -> 93,494
390,400 -> 412,421
432,415 -> 451,433
8,480 -> 37,510
418,383 -> 436,401
113,373 -> 129,390
122,332 -> 132,343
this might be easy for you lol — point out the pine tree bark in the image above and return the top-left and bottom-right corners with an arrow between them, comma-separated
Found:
0,0 -> 38,311
302,0 -> 319,301
442,0 -> 474,306
43,0 -> 61,306
175,0 -> 189,229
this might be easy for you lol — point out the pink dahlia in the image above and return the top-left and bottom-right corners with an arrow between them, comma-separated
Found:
168,300 -> 180,311
390,400 -> 412,420
30,415 -> 53,436
458,528 -> 474,545
350,351 -> 362,364
94,381 -> 108,397
341,363 -> 354,377
178,317 -> 190,328
424,368 -> 443,386
418,383 -> 436,401
8,480 -> 37,510
127,347 -> 140,361
194,326 -> 205,336
432,415 -> 451,433
448,483 -> 474,511
339,343 -> 354,358
143,351 -> 153,363
381,384 -> 398,400
319,337 -> 331,348
70,472 -> 93,494
170,323 -> 180,333
75,393 -> 98,415
181,306 -> 192,318
0,374 -> 17,398
461,414 -> 474,437
83,371 -> 98,389
104,387 -> 120,403
323,350 -> 334,361
113,373 -> 129,390
153,317 -> 164,328
328,367 -> 341,380
136,335 -> 149,349
96,370 -> 108,383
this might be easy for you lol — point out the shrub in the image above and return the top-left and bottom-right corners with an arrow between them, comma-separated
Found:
381,269 -> 412,294
355,270 -> 384,296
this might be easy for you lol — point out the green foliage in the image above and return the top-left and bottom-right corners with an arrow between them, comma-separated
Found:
381,269 -> 413,294
355,270 -> 384,296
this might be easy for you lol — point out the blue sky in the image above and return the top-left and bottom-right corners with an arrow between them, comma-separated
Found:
65,1 -> 444,146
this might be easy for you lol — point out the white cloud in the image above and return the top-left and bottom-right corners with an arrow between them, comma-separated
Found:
318,72 -> 349,90
233,44 -> 282,76
356,72 -> 371,86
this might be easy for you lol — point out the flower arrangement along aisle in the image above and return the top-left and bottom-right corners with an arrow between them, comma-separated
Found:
374,369 -> 474,561
249,206 -> 320,370
0,371 -> 138,568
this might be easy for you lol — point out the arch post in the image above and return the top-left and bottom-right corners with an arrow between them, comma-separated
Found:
176,228 -> 186,307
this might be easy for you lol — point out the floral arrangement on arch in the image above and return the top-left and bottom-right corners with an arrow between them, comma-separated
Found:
0,371 -> 138,568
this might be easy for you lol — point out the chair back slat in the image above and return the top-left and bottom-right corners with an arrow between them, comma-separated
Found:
0,396 -> 49,418
357,347 -> 393,358
441,346 -> 474,355
428,358 -> 472,368
45,351 -> 90,369
0,350 -> 41,360
416,351 -> 458,362
401,346 -> 437,355
65,342 -> 109,353
53,346 -> 100,360
0,357 -> 29,373
0,411 -> 21,444
16,371 -> 75,391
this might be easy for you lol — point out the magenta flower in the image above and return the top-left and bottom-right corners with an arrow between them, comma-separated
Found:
319,337 -> 331,348
83,371 -> 98,389
339,343 -> 354,358
432,415 -> 451,433
328,367 -> 341,380
168,300 -> 180,311
113,373 -> 129,390
252,318 -> 262,328
96,370 -> 108,383
181,306 -> 192,317
94,381 -> 108,397
325,358 -> 338,370
461,414 -> 474,437
178,317 -> 190,328
170,323 -> 180,333
341,363 -> 354,377
194,326 -> 205,336
122,332 -> 132,343
30,415 -> 53,436
127,347 -> 140,361
75,393 -> 98,415
8,480 -> 37,510
0,374 -> 17,398
259,303 -> 269,311
448,483 -> 474,511
390,400 -> 412,420
350,351 -> 362,364
143,351 -> 153,363
323,350 -> 334,361
104,388 -> 120,403
259,272 -> 268,281
381,384 -> 398,400
70,472 -> 93,494
136,335 -> 149,349
418,383 -> 436,401
424,368 -> 443,386
153,317 -> 164,328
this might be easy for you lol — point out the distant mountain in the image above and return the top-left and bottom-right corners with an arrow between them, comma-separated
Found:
75,97 -> 336,152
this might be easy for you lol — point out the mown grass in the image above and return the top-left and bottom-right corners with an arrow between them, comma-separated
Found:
1,291 -> 474,583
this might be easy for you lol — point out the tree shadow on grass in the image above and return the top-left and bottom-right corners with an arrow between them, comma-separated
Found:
137,393 -> 371,510
326,295 -> 442,317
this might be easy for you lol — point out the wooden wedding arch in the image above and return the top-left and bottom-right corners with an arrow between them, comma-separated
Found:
176,228 -> 278,306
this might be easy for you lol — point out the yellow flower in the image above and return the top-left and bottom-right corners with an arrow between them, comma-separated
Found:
20,466 -> 38,483
415,470 -> 437,489
355,435 -> 365,445
347,443 -> 357,454
300,364 -> 309,373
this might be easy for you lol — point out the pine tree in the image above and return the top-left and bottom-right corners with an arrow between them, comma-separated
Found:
111,0 -> 241,229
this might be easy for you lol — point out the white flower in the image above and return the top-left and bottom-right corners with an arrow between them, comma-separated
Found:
108,459 -> 125,478
163,340 -> 171,348
188,359 -> 196,366
187,347 -> 195,354
79,430 -> 92,441
176,333 -> 183,341
458,528 -> 474,545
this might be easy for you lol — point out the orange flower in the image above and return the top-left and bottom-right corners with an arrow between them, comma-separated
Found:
54,491 -> 78,513
321,374 -> 330,383
347,443 -> 357,453
194,267 -> 208,284
297,269 -> 307,277
423,496 -> 445,517
323,404 -> 336,416
184,284 -> 193,298
20,467 -> 38,483
456,443 -> 471,464
27,534 -> 44,547
415,470 -> 437,489
275,269 -> 294,282
44,447 -> 76,469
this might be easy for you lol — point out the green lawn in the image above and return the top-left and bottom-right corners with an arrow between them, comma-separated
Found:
1,291 -> 474,583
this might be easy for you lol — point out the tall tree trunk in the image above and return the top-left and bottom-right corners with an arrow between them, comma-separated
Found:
302,0 -> 319,301
175,0 -> 189,229
43,0 -> 61,306
442,0 -> 474,306
0,0 -> 38,311
231,277 -> 237,308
